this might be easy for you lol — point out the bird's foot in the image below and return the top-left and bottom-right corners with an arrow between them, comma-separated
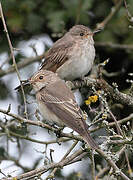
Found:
65,81 -> 73,90
54,126 -> 64,138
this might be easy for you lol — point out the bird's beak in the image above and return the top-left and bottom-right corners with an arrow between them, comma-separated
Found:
14,80 -> 30,90
86,29 -> 101,37
93,29 -> 102,34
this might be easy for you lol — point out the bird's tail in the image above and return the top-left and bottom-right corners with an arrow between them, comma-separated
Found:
83,132 -> 99,150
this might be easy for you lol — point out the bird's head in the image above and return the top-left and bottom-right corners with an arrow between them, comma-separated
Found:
69,25 -> 100,44
30,70 -> 57,92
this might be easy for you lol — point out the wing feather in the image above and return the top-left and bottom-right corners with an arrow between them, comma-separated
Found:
40,35 -> 74,71
38,80 -> 87,134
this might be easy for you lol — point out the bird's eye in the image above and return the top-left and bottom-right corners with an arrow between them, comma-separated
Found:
80,32 -> 84,36
39,76 -> 43,80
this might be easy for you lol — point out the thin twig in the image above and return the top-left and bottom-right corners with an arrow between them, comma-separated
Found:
46,140 -> 78,179
95,42 -> 133,50
108,110 -> 123,136
107,113 -> 133,127
90,151 -> 95,180
124,0 -> 133,22
125,151 -> 133,178
0,53 -> 45,78
108,139 -> 133,145
0,2 -> 28,119
4,129 -> 71,145
0,107 -> 133,142
92,85 -> 123,136
75,0 -> 82,24
96,0 -> 122,29
96,166 -> 110,179
96,148 -> 130,180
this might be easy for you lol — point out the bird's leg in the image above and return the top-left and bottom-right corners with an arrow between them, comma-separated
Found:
54,126 -> 65,138
65,81 -> 73,90
45,122 -> 58,134
51,123 -> 59,129
80,75 -> 85,81
81,141 -> 86,150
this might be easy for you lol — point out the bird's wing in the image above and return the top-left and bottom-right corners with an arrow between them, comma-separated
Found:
38,80 -> 86,133
38,80 -> 98,149
40,36 -> 74,72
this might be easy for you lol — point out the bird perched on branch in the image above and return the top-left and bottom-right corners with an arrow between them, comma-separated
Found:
29,69 -> 98,149
40,25 -> 99,81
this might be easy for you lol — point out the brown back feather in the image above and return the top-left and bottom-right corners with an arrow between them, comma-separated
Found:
40,34 -> 74,71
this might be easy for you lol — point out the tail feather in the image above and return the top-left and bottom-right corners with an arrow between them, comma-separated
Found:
83,132 -> 99,150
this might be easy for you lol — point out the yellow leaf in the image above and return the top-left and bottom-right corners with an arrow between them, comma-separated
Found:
85,95 -> 98,105
85,99 -> 91,105
102,113 -> 108,119
76,172 -> 82,177
12,177 -> 17,180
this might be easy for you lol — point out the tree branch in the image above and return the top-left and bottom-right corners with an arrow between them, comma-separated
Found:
95,42 -> 133,50
96,0 -> 122,29
68,77 -> 133,108
0,2 -> 28,119
0,54 -> 45,78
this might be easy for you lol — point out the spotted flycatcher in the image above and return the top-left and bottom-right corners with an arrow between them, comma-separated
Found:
29,70 -> 98,149
40,25 -> 97,80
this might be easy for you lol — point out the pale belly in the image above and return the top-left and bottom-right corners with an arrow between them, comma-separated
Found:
38,101 -> 64,126
56,45 -> 95,80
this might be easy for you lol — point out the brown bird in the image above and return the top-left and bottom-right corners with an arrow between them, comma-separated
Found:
40,25 -> 97,81
29,69 -> 98,149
